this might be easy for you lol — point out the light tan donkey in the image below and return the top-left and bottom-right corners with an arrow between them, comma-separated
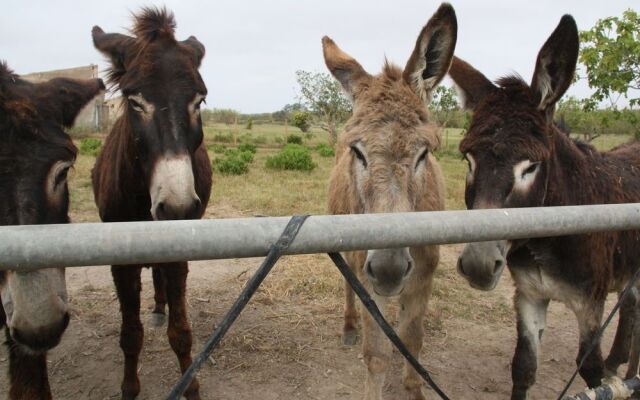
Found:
323,3 -> 456,399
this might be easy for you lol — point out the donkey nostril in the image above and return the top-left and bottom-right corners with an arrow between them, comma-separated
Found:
365,262 -> 374,279
405,260 -> 413,277
494,259 -> 504,274
157,201 -> 166,214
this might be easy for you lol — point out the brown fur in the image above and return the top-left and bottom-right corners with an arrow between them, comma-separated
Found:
451,15 -> 640,399
325,4 -> 456,399
90,8 -> 211,400
0,61 -> 103,399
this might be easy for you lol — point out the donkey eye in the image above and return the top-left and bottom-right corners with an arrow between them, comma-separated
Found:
350,145 -> 367,168
196,97 -> 206,109
128,97 -> 145,113
415,149 -> 429,169
521,162 -> 540,178
54,166 -> 70,188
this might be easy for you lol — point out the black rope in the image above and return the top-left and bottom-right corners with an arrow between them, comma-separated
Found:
327,252 -> 451,400
557,267 -> 640,400
166,215 -> 309,400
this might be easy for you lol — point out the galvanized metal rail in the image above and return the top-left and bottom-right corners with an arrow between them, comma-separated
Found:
2,203 -> 640,270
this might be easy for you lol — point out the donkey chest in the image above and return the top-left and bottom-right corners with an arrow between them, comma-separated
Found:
508,248 -> 585,307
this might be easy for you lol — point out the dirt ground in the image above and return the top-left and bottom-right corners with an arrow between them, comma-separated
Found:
0,238 -> 624,400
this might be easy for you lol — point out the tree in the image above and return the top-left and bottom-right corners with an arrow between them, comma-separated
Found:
428,86 -> 459,147
245,116 -> 253,130
272,103 -> 307,122
290,111 -> 312,132
580,9 -> 640,110
295,70 -> 351,145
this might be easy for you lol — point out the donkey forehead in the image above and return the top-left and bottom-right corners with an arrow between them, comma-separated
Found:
121,45 -> 205,94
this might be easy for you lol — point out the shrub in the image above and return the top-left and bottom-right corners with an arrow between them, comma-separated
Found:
266,144 -> 316,171
274,136 -> 285,145
290,111 -> 312,133
238,143 -> 257,154
315,143 -> 335,157
245,117 -> 253,130
224,148 -> 255,163
213,149 -> 254,175
214,156 -> 249,175
286,134 -> 303,145
79,138 -> 102,156
213,132 -> 233,143
208,144 -> 227,153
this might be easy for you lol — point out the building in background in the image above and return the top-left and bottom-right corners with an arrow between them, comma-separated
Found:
21,64 -> 108,130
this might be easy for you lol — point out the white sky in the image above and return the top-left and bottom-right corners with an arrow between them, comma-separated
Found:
1,1 -> 636,113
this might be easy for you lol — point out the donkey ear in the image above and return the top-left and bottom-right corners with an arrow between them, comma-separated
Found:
92,26 -> 135,80
531,15 -> 579,116
182,36 -> 205,67
322,36 -> 370,100
448,56 -> 497,111
43,78 -> 106,127
403,3 -> 457,104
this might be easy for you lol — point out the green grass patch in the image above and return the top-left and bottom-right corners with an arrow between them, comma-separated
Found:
79,138 -> 102,156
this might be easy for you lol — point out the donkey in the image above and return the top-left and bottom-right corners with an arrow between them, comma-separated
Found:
451,15 -> 640,399
0,61 -> 103,399
324,4 -> 456,399
90,7 -> 212,400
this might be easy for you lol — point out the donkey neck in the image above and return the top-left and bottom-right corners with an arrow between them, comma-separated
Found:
544,127 -> 604,206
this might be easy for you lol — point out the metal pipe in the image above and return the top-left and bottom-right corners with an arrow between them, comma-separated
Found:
2,203 -> 640,270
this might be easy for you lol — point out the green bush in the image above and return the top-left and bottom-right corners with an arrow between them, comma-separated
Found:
315,143 -> 335,157
214,156 -> 249,175
266,144 -> 316,171
208,144 -> 227,153
213,132 -> 233,143
212,149 -> 253,175
224,148 -> 254,163
246,117 -> 253,130
238,143 -> 257,154
274,136 -> 285,145
79,138 -> 102,156
290,111 -> 312,133
286,134 -> 303,145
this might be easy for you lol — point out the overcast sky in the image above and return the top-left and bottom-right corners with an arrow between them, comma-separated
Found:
1,1 -> 636,113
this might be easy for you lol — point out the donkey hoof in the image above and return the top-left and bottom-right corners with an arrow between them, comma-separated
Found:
342,329 -> 358,346
150,312 -> 166,327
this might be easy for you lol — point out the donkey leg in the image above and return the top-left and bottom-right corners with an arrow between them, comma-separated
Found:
625,291 -> 640,379
343,280 -> 359,345
397,270 -> 433,400
6,331 -> 52,400
575,301 -> 605,388
163,262 -> 200,400
112,265 -> 144,400
511,291 -> 549,400
605,289 -> 637,375
361,289 -> 391,400
151,267 -> 167,327
343,251 -> 364,346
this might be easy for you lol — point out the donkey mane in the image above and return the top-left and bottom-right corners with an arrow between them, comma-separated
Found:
131,6 -> 176,44
102,7 -> 177,87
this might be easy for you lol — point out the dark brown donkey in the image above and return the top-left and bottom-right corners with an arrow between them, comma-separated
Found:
91,8 -> 212,400
450,15 -> 640,400
0,62 -> 103,399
